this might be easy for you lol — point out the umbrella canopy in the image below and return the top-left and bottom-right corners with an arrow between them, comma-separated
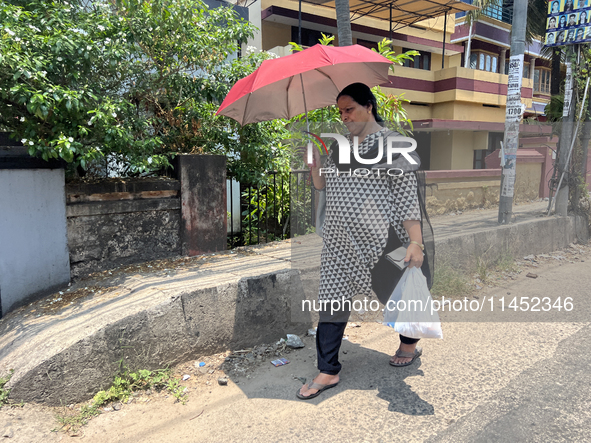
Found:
216,44 -> 393,125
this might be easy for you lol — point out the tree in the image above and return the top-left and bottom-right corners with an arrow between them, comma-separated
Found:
0,0 -> 291,183
334,0 -> 352,46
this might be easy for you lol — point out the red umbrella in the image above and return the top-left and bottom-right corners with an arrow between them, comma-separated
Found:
216,44 -> 393,126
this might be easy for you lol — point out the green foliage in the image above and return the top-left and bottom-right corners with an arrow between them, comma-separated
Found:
373,88 -> 414,136
0,369 -> 13,407
1,0 -> 290,181
91,367 -> 185,405
372,39 -> 418,67
56,364 -> 186,434
240,173 -> 291,245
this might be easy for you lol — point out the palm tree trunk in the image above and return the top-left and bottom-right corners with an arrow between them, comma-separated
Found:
335,0 -> 352,46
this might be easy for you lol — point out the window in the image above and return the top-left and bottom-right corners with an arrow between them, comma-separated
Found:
473,149 -> 487,169
403,48 -> 431,70
290,27 -> 331,48
356,39 -> 379,51
469,51 -> 498,73
534,68 -> 551,94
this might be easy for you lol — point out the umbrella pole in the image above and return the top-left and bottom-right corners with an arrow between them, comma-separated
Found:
300,73 -> 313,164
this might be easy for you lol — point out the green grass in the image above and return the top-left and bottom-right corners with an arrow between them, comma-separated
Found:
56,366 -> 187,435
0,369 -> 14,407
430,262 -> 472,297
475,256 -> 490,283
494,251 -> 519,273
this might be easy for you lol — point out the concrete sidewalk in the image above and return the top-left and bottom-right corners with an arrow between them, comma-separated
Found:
0,200 -> 587,405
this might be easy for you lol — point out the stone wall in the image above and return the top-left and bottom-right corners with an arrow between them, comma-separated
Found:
425,169 -> 502,215
66,178 -> 182,279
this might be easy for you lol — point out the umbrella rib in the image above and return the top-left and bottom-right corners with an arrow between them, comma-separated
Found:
241,92 -> 254,126
314,68 -> 341,103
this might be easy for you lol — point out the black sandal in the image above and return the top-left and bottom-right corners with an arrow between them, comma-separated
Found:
389,347 -> 422,367
296,381 -> 339,400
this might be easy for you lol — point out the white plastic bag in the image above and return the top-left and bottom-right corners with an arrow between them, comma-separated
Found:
383,267 -> 443,339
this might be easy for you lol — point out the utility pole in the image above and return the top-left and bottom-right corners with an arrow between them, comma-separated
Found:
498,0 -> 528,224
555,48 -> 576,216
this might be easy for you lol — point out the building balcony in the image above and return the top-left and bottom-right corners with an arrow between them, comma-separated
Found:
384,65 -> 534,123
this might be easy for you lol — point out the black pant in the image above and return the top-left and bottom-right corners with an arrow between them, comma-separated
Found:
316,226 -> 423,375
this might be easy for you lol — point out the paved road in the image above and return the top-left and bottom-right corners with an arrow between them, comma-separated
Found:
2,246 -> 588,443
70,256 -> 589,443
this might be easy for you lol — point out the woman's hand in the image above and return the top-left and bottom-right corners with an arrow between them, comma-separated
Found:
404,243 -> 424,269
297,144 -> 322,170
298,144 -> 326,190
402,219 -> 423,269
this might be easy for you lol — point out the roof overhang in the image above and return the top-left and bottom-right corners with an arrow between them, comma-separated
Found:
263,5 -> 466,55
300,0 -> 477,26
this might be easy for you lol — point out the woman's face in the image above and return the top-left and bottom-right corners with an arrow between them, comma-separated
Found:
550,17 -> 557,28
581,12 -> 587,23
548,33 -> 555,44
552,1 -> 559,12
558,31 -> 565,42
337,95 -> 374,135
560,15 -> 567,27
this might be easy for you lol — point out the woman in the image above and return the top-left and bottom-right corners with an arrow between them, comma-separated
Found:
557,30 -> 566,43
559,15 -> 567,27
579,11 -> 587,25
549,16 -> 557,29
297,83 -> 433,400
564,0 -> 574,11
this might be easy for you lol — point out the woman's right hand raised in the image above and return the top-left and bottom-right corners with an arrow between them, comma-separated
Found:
297,144 -> 322,170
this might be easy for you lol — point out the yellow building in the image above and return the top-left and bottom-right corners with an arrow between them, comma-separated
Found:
243,0 -> 555,206
238,0 -> 555,208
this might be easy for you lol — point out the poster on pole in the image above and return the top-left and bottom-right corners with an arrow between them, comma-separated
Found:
507,54 -> 524,98
500,155 -> 517,198
563,63 -> 574,116
545,0 -> 591,46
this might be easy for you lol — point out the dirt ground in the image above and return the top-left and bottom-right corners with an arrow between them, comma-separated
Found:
1,242 -> 590,442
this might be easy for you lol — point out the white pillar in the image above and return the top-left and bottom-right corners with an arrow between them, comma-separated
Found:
499,49 -> 507,74
530,56 -> 537,82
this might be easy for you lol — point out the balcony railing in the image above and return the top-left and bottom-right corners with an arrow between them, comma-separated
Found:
457,0 -> 513,25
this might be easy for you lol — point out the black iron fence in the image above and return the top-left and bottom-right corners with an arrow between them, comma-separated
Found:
227,170 -> 318,248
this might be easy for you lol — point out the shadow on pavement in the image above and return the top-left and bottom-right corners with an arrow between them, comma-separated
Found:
229,334 -> 434,416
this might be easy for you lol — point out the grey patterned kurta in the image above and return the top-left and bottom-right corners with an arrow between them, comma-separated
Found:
318,128 -> 421,302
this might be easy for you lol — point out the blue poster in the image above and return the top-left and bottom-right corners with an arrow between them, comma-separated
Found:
545,0 -> 591,46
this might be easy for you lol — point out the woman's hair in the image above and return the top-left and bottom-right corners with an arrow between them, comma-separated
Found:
557,30 -> 565,41
337,82 -> 384,123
